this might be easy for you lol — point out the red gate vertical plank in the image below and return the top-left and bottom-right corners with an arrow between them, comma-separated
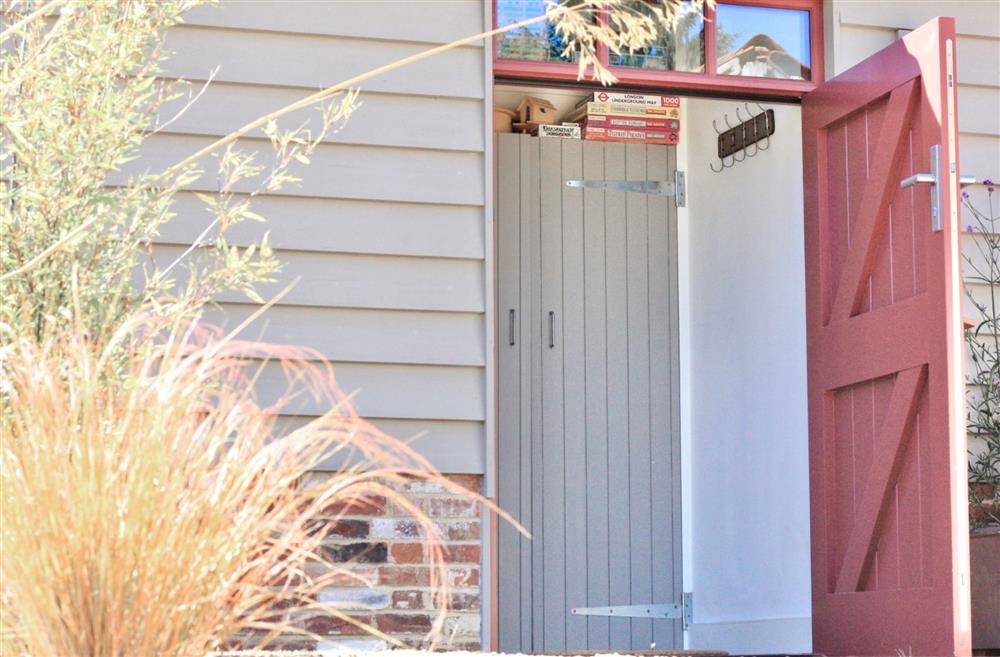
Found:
828,80 -> 918,322
803,17 -> 971,656
835,365 -> 926,593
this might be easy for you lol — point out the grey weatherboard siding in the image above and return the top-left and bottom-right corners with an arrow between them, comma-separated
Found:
143,0 -> 492,474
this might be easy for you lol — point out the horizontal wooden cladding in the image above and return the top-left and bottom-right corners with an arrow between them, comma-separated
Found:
122,134 -> 484,206
150,245 -> 484,312
182,0 -> 485,46
958,87 -> 1000,136
203,304 -> 485,367
831,24 -> 999,88
156,84 -> 484,152
162,25 -> 485,99
959,134 -> 1000,176
963,281 -> 1000,322
159,192 -> 484,259
274,416 -> 485,474
836,1 -> 1000,39
252,361 -> 485,421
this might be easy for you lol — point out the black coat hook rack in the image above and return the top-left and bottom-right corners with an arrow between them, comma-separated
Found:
710,104 -> 775,173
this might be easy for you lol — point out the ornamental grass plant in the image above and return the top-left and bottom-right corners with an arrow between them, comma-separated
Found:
1,303 -> 461,655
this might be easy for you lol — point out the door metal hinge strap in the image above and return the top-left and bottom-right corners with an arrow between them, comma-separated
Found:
570,604 -> 681,619
566,180 -> 675,195
566,170 -> 687,208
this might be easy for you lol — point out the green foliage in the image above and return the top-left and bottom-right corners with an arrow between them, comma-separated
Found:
1,0 -> 355,341
962,182 -> 1000,528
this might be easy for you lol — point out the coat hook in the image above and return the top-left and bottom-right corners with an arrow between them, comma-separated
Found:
712,119 -> 723,134
756,103 -> 772,150
723,112 -> 734,129
744,105 -> 759,157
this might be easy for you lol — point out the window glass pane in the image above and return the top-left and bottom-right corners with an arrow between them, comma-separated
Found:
716,3 -> 811,80
496,0 -> 578,63
608,1 -> 705,72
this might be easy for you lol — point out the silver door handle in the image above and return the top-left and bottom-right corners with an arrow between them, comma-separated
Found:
903,174 -> 978,187
898,144 -> 979,233
509,309 -> 516,346
548,311 -> 555,349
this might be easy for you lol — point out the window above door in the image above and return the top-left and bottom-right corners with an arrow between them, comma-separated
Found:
493,0 -> 824,98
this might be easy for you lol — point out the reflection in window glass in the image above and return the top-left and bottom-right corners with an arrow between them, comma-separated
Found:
496,0 -> 578,63
716,3 -> 811,80
609,1 -> 705,72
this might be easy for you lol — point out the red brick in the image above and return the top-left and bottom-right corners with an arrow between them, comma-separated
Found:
372,518 -> 419,539
442,520 -> 480,541
391,590 -> 425,610
305,518 -> 369,539
272,638 -> 318,651
447,641 -> 484,651
319,495 -> 387,517
447,566 -> 479,588
315,565 -> 378,587
390,542 -> 423,564
379,566 -> 430,586
433,591 -> 481,611
427,497 -> 479,518
302,614 -> 372,636
321,542 -> 387,563
443,544 -> 480,563
446,474 -> 482,493
376,613 -> 433,633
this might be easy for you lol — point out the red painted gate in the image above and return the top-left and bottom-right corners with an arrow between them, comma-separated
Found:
802,18 -> 971,656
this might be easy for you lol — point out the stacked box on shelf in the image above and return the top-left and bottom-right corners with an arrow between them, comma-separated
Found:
571,92 -> 682,145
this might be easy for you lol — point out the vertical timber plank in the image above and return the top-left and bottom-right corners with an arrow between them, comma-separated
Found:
646,144 -> 679,646
666,145 -> 683,648
496,134 -> 521,651
518,134 -> 537,650
561,138 -> 589,651
540,136 -> 566,650
604,141 -> 632,648
583,140 -> 611,651
625,142 -> 653,649
527,134 -> 545,653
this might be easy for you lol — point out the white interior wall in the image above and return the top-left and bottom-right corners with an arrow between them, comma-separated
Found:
678,98 -> 812,654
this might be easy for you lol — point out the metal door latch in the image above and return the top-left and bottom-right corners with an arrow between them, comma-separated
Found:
566,170 -> 686,207
570,604 -> 682,619
900,143 -> 977,232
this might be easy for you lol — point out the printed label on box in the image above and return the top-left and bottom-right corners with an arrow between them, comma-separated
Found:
537,124 -> 581,139
579,92 -> 681,108
583,126 -> 680,144
573,102 -> 681,120
585,115 -> 680,130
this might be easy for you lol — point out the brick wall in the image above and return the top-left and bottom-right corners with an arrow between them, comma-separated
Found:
246,473 -> 484,652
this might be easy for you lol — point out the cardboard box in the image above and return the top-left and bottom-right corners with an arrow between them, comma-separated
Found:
570,102 -> 681,122
537,124 -> 581,139
516,96 -> 558,124
577,92 -> 681,108
585,114 -> 680,131
583,126 -> 680,145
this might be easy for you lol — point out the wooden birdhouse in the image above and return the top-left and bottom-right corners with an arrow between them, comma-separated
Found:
516,96 -> 557,125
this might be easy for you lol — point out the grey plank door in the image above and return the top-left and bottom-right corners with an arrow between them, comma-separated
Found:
497,134 -> 682,653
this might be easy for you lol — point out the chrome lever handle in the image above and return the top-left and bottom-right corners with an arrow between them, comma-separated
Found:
900,172 -> 935,188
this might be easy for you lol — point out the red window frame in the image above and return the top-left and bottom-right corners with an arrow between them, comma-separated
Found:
493,0 -> 824,99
